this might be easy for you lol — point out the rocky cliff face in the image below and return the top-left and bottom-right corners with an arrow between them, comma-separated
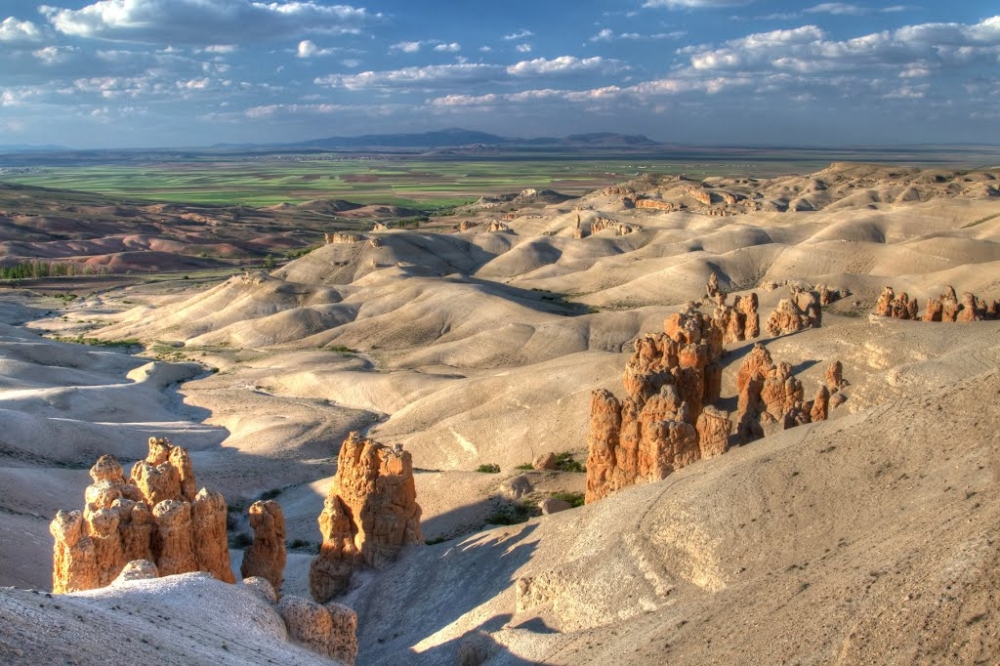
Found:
586,302 -> 736,503
735,343 -> 847,444
50,438 -> 234,594
309,433 -> 422,603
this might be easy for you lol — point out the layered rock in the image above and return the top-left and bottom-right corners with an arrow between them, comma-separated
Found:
875,286 -> 918,320
241,500 -> 287,595
309,433 -> 422,603
765,287 -> 823,336
50,437 -> 234,594
586,304 -> 734,503
711,290 -> 760,344
736,343 -> 847,444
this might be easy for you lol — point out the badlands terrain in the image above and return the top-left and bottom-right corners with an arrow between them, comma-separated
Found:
1,162 -> 1000,664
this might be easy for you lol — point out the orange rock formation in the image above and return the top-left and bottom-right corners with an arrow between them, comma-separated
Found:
309,433 -> 423,602
875,285 -> 999,322
241,500 -> 287,595
50,438 -> 234,594
735,344 -> 847,444
585,303 -> 736,503
765,287 -> 823,336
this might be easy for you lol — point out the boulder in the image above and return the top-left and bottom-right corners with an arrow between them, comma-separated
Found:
278,595 -> 358,665
531,452 -> 557,470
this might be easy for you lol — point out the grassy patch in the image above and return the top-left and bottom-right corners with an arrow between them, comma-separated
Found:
484,501 -> 535,526
324,345 -> 357,354
549,491 -> 586,508
475,463 -> 501,474
554,452 -> 585,473
514,463 -> 534,471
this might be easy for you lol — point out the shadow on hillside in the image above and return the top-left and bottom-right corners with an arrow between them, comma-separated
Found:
414,613 -> 543,665
355,521 -> 540,665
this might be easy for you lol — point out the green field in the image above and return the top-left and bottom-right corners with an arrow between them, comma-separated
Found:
0,156 -> 830,208
3,143 -> 993,209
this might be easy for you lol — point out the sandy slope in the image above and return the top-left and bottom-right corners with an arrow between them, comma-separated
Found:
0,163 -> 998,663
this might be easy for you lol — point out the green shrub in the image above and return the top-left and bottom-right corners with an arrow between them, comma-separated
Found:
554,452 -> 585,473
549,491 -> 585,508
475,463 -> 501,474
514,463 -> 533,471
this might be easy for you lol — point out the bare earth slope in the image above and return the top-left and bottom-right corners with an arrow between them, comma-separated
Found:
0,163 -> 998,664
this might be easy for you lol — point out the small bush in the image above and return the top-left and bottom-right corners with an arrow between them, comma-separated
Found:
549,491 -> 585,508
475,463 -> 501,474
325,345 -> 356,354
259,488 -> 282,501
484,502 -> 533,526
554,452 -> 585,473
514,463 -> 533,471
425,536 -> 448,546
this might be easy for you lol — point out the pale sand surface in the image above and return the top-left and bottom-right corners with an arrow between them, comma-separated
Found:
0,163 -> 998,663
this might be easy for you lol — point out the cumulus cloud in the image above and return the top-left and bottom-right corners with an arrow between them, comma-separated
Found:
434,42 -> 460,52
317,55 -> 623,91
506,56 -> 623,76
39,0 -> 377,44
680,16 -> 1000,77
0,16 -> 42,41
298,39 -> 339,58
515,43 -> 532,53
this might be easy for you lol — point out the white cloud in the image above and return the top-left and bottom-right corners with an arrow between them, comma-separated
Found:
805,3 -> 914,16
643,0 -> 750,8
503,29 -> 533,40
0,16 -> 42,41
507,56 -> 622,76
680,16 -> 1000,77
33,45 -> 77,65
590,29 -> 614,43
391,41 -> 424,53
516,43 -> 532,53
317,63 -> 505,90
434,42 -> 460,52
202,45 -> 237,54
40,0 -> 377,44
298,39 -> 340,58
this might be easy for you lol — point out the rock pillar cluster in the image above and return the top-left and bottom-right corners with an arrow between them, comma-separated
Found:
50,437 -> 234,594
876,285 -> 999,322
585,302 -> 737,504
765,287 -> 823,336
309,432 -> 423,603
735,344 -> 848,444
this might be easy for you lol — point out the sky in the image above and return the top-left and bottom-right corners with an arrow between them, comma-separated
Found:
0,0 -> 998,149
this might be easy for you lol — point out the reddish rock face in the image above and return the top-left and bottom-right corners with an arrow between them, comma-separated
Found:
241,500 -> 287,595
879,285 -> 999,322
765,288 -> 822,337
736,344 -> 846,444
586,301 -> 738,504
309,433 -> 423,603
50,437 -> 234,594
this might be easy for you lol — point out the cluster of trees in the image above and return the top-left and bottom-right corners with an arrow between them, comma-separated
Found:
0,261 -> 105,281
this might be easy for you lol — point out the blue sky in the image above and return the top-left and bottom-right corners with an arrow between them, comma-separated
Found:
0,0 -> 998,148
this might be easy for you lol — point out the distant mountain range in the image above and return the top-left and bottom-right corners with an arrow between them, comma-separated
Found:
0,144 -> 67,153
216,128 -> 663,151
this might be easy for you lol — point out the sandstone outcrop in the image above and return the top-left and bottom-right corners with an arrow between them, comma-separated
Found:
709,285 -> 760,344
765,287 -> 822,336
487,220 -> 510,232
309,433 -> 422,603
241,500 -> 287,595
736,344 -> 847,444
278,595 -> 359,665
586,303 -> 735,503
876,285 -> 999,322
532,452 -> 557,470
635,198 -> 677,212
50,437 -> 234,594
